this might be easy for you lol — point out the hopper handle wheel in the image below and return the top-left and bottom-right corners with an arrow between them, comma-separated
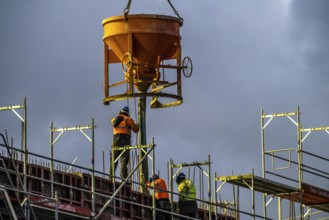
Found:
121,53 -> 132,74
182,56 -> 193,78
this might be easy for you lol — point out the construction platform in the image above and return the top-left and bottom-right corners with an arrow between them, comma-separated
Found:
217,174 -> 329,214
0,154 -> 236,220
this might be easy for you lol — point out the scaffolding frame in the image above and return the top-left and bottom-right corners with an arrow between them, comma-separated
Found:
0,99 -> 239,219
261,107 -> 302,219
110,139 -> 156,187
298,124 -> 329,216
216,172 -> 295,220
103,140 -> 156,219
0,98 -> 29,218
214,107 -> 329,220
46,126 -> 169,220
50,119 -> 95,217
260,107 -> 329,219
169,155 -> 212,220
0,139 -> 148,219
0,135 -> 236,220
213,172 -> 238,220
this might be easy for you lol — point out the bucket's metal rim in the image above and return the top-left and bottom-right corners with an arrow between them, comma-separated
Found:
102,14 -> 182,26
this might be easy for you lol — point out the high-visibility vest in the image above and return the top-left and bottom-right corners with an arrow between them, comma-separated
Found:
112,114 -> 134,135
178,179 -> 196,201
153,178 -> 169,199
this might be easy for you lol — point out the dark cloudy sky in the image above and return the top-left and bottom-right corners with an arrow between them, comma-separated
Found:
1,0 -> 329,218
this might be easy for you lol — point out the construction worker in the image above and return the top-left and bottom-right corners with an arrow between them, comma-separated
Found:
110,106 -> 139,180
176,172 -> 198,219
146,174 -> 171,220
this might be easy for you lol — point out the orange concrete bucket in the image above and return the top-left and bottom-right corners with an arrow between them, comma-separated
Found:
102,14 -> 182,64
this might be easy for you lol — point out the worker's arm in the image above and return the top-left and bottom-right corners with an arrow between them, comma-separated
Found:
129,118 -> 140,132
145,180 -> 153,189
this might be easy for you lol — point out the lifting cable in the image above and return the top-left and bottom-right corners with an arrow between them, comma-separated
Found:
124,84 -> 138,147
124,0 -> 132,21
124,80 -> 139,183
123,73 -> 138,147
167,0 -> 184,25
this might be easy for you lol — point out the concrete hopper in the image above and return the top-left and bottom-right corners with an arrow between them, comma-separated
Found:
103,14 -> 181,66
102,14 -> 192,107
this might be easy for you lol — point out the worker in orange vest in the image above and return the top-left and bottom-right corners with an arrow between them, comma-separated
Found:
146,174 -> 171,220
110,106 -> 139,180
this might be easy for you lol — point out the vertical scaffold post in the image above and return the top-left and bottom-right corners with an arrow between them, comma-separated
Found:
208,154 -> 212,220
55,191 -> 58,220
50,121 -> 54,198
91,118 -> 96,218
169,159 -> 174,220
152,138 -> 156,220
251,169 -> 255,220
296,106 -> 303,220
22,97 -> 28,218
138,96 -> 149,191
261,109 -> 266,219
214,171 -> 218,220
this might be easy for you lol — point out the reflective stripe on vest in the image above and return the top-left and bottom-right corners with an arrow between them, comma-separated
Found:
113,116 -> 131,135
178,179 -> 196,201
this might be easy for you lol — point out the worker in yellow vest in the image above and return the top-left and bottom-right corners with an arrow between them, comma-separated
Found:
110,106 -> 139,179
176,172 -> 198,219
